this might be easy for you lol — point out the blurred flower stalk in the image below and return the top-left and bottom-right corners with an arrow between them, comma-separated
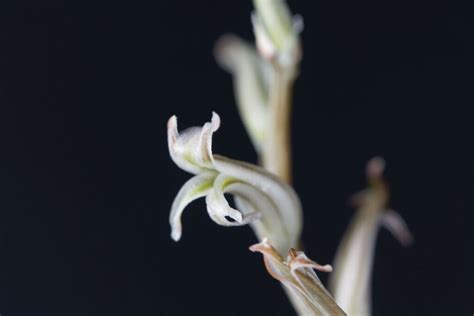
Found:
167,0 -> 412,315
215,0 -> 302,183
329,157 -> 413,315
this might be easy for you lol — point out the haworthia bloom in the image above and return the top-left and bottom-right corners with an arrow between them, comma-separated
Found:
168,113 -> 302,255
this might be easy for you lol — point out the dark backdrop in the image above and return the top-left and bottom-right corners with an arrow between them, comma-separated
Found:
0,0 -> 472,315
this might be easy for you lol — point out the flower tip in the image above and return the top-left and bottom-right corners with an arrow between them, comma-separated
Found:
381,209 -> 414,247
248,244 -> 258,252
214,34 -> 240,67
171,229 -> 182,242
228,210 -> 243,224
367,156 -> 385,179
320,264 -> 333,273
249,237 -> 270,252
167,115 -> 178,130
210,111 -> 221,131
292,14 -> 304,33
167,115 -> 179,151
400,234 -> 414,247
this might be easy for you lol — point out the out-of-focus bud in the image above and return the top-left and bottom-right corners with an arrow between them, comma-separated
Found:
252,0 -> 303,67
214,35 -> 271,153
329,157 -> 413,316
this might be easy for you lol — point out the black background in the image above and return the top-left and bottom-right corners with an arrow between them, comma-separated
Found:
0,0 -> 472,315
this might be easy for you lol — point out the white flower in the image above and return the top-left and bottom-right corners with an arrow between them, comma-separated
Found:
250,238 -> 346,316
167,112 -> 302,255
329,157 -> 413,316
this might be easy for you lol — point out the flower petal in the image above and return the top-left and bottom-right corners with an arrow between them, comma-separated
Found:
168,113 -> 302,255
169,172 -> 216,241
167,112 -> 220,175
380,209 -> 413,247
233,187 -> 289,255
205,173 -> 262,226
214,154 -> 302,253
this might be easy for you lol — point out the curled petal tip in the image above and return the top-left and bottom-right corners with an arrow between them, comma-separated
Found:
168,115 -> 177,128
171,230 -> 181,242
228,210 -> 243,224
167,115 -> 178,141
210,112 -> 221,131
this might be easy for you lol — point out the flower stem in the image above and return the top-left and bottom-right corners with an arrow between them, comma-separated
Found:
262,66 -> 295,184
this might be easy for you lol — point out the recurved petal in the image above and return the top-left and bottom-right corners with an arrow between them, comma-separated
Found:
213,155 -> 302,253
206,173 -> 261,226
167,112 -> 220,175
380,209 -> 413,246
169,172 -> 216,241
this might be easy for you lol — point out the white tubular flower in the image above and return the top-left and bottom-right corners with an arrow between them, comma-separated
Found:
252,0 -> 303,67
250,238 -> 346,316
329,157 -> 413,316
214,35 -> 271,153
168,112 -> 302,255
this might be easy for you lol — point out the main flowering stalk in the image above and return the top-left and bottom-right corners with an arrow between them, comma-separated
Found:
168,1 -> 349,315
